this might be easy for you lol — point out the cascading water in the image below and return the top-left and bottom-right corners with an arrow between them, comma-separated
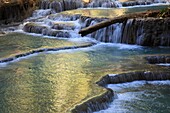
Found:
89,18 -> 170,46
87,0 -> 169,8
37,0 -> 170,11
121,19 -> 135,44
1,2 -> 170,113
22,8 -> 170,46
31,9 -> 56,18
87,0 -> 122,8
90,23 -> 123,43
23,10 -> 83,38
39,0 -> 84,12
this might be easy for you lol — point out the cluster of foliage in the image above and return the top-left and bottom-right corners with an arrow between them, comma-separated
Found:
158,6 -> 170,18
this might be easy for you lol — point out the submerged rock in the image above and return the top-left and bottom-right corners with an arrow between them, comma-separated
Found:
52,22 -> 77,30
0,43 -> 96,64
23,23 -> 71,38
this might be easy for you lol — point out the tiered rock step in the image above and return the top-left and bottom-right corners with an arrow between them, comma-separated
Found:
79,9 -> 170,46
85,0 -> 169,8
23,12 -> 109,38
24,22 -> 72,38
72,71 -> 170,113
145,55 -> 170,64
38,0 -> 170,10
0,43 -> 95,64
23,13 -> 85,38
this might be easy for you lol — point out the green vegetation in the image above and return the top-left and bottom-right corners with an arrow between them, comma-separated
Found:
158,6 -> 170,17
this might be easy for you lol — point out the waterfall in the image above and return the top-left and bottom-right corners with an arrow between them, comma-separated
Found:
79,16 -> 107,28
87,0 -> 169,8
88,0 -> 122,8
23,12 -> 170,46
136,19 -> 144,45
39,0 -> 84,12
121,0 -> 169,7
48,13 -> 81,21
21,2 -> 170,47
121,19 -> 135,44
32,9 -> 56,18
89,18 -> 170,46
90,23 -> 123,43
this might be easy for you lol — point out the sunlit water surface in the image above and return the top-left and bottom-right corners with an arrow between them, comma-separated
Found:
0,4 -> 170,113
62,5 -> 169,18
0,33 -> 169,113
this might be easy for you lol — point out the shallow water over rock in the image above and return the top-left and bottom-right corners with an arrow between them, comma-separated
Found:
1,2 -> 170,113
0,34 -> 170,112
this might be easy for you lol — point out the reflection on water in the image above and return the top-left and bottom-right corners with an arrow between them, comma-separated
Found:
0,33 -> 92,59
0,35 -> 169,113
62,5 -> 168,18
0,4 -> 170,113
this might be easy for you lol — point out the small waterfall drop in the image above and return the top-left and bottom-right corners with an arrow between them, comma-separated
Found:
32,9 -> 56,18
88,0 -> 122,8
90,23 -> 123,43
19,0 -> 170,46
39,0 -> 84,12
121,19 -> 136,44
88,18 -> 170,46
136,19 -> 144,45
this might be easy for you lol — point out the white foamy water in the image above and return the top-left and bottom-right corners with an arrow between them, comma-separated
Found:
108,74 -> 117,77
95,80 -> 170,113
95,43 -> 143,50
28,9 -> 56,20
0,53 -> 39,67
121,3 -> 170,8
157,63 -> 170,66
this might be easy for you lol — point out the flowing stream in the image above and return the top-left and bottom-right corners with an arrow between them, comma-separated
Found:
0,1 -> 170,113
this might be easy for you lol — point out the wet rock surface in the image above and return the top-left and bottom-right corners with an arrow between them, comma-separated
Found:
1,0 -> 169,25
122,18 -> 170,46
85,18 -> 170,46
23,22 -> 71,37
72,71 -> 170,113
72,89 -> 114,113
79,16 -> 108,28
145,55 -> 170,64
0,43 -> 95,63
97,72 -> 170,87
